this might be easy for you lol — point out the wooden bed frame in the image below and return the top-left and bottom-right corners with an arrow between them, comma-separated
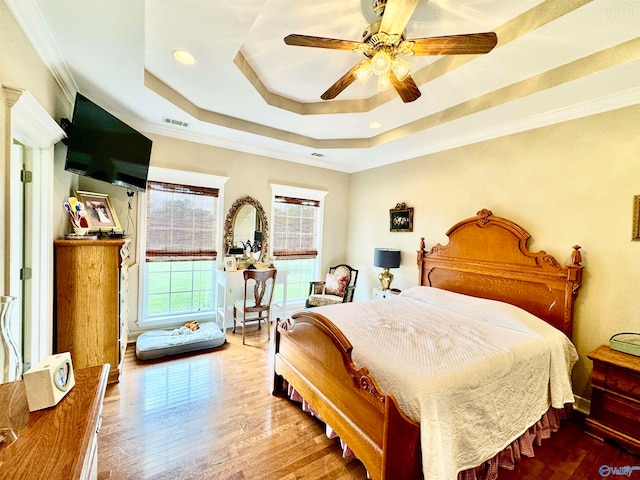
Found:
272,209 -> 583,479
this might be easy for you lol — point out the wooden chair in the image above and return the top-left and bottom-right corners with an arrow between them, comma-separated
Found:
233,269 -> 277,345
305,264 -> 358,308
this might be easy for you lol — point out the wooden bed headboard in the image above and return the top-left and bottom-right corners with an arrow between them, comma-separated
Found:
418,209 -> 583,338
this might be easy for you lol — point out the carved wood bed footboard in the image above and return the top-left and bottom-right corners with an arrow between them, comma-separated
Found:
273,312 -> 421,480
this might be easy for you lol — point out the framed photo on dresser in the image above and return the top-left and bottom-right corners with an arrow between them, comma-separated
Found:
76,191 -> 121,232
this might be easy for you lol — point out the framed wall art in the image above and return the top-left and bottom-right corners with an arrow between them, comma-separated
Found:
390,203 -> 413,232
76,191 -> 121,232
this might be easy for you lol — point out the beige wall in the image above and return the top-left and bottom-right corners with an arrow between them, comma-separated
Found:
1,2 -> 73,293
0,3 -> 62,115
348,104 -> 640,399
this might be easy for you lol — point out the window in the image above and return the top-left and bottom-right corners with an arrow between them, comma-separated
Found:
139,168 -> 228,326
270,185 -> 327,304
146,181 -> 219,262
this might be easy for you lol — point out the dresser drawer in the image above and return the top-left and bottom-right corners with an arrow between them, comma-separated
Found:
591,389 -> 640,440
604,365 -> 640,399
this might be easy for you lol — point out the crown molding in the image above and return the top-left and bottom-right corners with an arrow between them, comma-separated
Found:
134,120 -> 341,172
133,80 -> 640,174
5,0 -> 78,103
353,84 -> 640,173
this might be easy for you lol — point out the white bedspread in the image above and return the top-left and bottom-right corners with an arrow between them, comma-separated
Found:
313,286 -> 578,480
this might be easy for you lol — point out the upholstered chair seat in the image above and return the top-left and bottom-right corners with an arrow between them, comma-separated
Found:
306,293 -> 344,308
305,264 -> 358,308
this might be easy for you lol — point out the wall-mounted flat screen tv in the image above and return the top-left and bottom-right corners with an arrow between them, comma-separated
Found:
64,93 -> 152,192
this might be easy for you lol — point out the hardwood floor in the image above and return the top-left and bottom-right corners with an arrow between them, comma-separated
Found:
98,325 -> 368,480
98,325 -> 639,479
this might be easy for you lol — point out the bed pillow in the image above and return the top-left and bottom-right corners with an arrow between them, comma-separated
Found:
324,273 -> 349,297
401,286 -> 535,335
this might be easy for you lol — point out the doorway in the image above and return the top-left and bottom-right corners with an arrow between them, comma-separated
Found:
3,87 -> 65,382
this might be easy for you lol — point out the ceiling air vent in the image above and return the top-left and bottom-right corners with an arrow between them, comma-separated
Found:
162,117 -> 190,128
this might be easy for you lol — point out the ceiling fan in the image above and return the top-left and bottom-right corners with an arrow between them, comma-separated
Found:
284,0 -> 498,103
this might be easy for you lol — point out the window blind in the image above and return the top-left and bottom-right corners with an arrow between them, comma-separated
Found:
272,196 -> 319,259
146,181 -> 218,262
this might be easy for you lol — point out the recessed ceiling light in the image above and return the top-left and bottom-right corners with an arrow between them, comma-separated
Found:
369,121 -> 382,129
173,49 -> 195,65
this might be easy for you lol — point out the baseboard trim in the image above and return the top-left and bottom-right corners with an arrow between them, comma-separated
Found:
573,394 -> 590,416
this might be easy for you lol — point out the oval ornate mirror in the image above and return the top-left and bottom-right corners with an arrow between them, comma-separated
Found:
223,196 -> 269,262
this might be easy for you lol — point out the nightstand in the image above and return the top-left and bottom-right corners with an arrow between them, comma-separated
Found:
372,288 -> 400,300
585,345 -> 640,454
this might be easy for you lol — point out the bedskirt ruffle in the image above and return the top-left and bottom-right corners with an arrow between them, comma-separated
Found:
284,381 -> 568,480
457,406 -> 568,480
286,382 -> 357,460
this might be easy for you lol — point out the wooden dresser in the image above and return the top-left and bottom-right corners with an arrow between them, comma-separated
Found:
54,239 -> 130,384
585,344 -> 640,454
0,364 -> 109,479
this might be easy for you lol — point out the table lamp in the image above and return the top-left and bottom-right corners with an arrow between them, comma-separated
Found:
374,248 -> 401,290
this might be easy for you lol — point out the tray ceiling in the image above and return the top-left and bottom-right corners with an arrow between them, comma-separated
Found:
7,0 -> 640,172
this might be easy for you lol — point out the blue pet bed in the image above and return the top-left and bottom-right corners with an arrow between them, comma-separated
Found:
135,322 -> 226,360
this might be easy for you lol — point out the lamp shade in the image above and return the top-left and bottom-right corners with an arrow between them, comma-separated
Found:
374,248 -> 401,269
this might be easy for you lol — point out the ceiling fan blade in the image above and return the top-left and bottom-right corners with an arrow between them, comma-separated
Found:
410,32 -> 498,55
390,72 -> 421,103
380,0 -> 419,35
284,34 -> 361,51
321,64 -> 360,100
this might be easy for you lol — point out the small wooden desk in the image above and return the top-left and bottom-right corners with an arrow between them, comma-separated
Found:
216,268 -> 288,329
0,364 -> 109,480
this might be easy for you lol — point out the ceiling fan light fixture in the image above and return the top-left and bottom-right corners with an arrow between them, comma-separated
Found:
376,72 -> 392,91
284,1 -> 496,104
354,60 -> 373,85
391,56 -> 411,81
371,50 -> 392,75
